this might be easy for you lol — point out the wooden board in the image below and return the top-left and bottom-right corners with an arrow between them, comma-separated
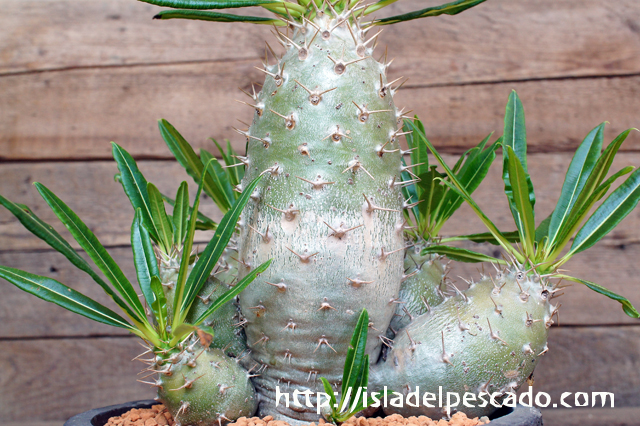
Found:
2,0 -> 639,84
3,153 -> 639,251
2,239 -> 638,341
2,326 -> 639,422
541,406 -> 640,426
2,66 -> 639,160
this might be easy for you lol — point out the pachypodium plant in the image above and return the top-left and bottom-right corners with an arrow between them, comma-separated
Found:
0,151 -> 270,426
135,0 -> 488,422
371,91 -> 640,418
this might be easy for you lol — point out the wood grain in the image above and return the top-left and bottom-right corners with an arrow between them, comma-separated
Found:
2,0 -> 639,84
1,241 -> 639,341
3,153 -> 639,251
2,65 -> 640,160
2,327 -> 639,422
541,406 -> 640,426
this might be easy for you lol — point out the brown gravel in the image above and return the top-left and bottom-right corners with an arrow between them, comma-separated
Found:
105,406 -> 490,426
104,405 -> 176,426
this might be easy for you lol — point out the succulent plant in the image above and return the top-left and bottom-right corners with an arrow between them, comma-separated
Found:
0,146 -> 270,426
370,91 -> 640,418
135,0 -> 496,421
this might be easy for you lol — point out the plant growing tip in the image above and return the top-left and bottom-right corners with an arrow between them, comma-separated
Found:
407,91 -> 640,318
0,146 -> 270,350
320,309 -> 387,424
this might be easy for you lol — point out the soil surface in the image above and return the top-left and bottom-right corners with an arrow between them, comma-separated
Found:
104,406 -> 490,426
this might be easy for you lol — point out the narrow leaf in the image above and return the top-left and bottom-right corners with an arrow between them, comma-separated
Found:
154,9 -> 285,24
158,119 -> 232,212
547,123 -> 604,247
150,276 -> 168,334
131,209 -> 159,312
112,143 -> 160,242
557,275 -> 639,318
341,309 -> 369,398
34,183 -> 147,323
140,0 -> 288,9
506,146 -> 536,257
147,182 -> 174,253
441,231 -> 520,245
372,0 -> 485,25
173,182 -> 189,246
193,259 -> 271,325
162,192 -> 218,231
200,148 -> 235,207
420,246 -> 504,264
0,266 -> 134,329
571,168 -> 640,255
179,174 -> 264,320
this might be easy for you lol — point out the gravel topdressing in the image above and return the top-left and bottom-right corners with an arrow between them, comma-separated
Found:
104,406 -> 490,426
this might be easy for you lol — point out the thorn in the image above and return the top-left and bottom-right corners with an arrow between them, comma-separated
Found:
343,159 -> 374,179
347,277 -> 374,288
266,279 -> 287,292
323,124 -> 351,142
283,350 -> 292,363
295,79 -> 337,105
362,193 -> 400,214
324,221 -> 363,239
489,295 -> 503,315
235,99 -> 264,117
327,50 -> 369,75
448,282 -> 468,302
379,244 -> 411,261
176,402 -> 190,416
421,295 -> 431,312
286,246 -> 318,263
351,101 -> 391,123
440,331 -> 453,365
269,109 -> 296,130
525,311 -> 543,327
297,175 -> 336,190
314,335 -> 337,353
249,224 -> 272,243
456,306 -> 470,331
266,203 -> 299,221
253,333 -> 269,346
232,126 -> 270,147
282,319 -> 297,331
379,334 -> 394,348
486,318 -> 507,346
169,373 -> 205,391
406,329 -> 420,353
538,343 -> 549,356
318,297 -> 337,311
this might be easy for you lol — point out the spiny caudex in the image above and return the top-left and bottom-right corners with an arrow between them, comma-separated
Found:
0,146 -> 270,426
371,92 -> 640,419
141,0 -> 487,421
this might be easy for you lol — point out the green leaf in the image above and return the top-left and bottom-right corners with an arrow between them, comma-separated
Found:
150,275 -> 168,335
162,192 -> 218,231
372,0 -> 486,25
420,245 -> 504,264
0,266 -> 134,329
147,183 -> 174,253
158,119 -> 232,213
547,124 -> 604,247
535,213 -> 552,244
570,168 -> 640,255
200,148 -> 235,207
404,120 -> 519,260
441,231 -> 520,245
178,174 -> 264,321
417,166 -> 445,235
341,309 -> 369,399
171,173 -> 206,328
153,9 -> 285,24
139,0 -> 288,9
502,91 -> 535,226
34,183 -> 147,324
438,137 -> 498,223
320,377 -> 337,408
131,209 -> 159,312
172,182 -> 189,246
403,118 -> 429,185
506,146 -> 536,257
0,194 -> 138,320
193,259 -> 271,325
111,143 -> 160,243
557,275 -> 639,318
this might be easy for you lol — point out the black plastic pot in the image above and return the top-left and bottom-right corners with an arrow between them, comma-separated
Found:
64,400 -> 542,426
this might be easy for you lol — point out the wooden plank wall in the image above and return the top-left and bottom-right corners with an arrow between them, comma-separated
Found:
1,1 -> 640,425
